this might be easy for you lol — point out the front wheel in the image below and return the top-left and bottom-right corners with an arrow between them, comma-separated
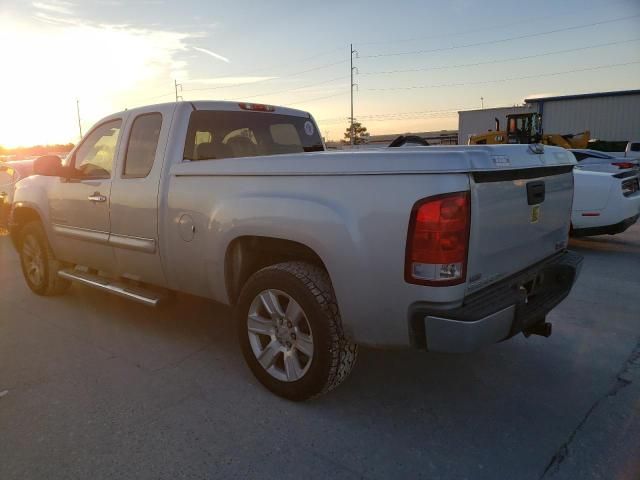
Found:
236,261 -> 358,401
18,221 -> 71,296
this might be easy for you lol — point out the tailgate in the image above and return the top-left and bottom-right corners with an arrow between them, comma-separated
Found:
465,152 -> 575,294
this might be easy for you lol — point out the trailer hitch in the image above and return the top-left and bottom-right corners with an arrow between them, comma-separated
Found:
523,320 -> 552,338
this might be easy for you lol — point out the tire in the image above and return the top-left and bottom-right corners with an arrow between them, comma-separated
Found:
18,221 -> 71,296
235,261 -> 358,401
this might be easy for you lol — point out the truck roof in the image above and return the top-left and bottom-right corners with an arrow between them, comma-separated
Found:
116,100 -> 312,119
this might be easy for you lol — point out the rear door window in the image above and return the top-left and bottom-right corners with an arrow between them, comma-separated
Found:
184,110 -> 324,161
123,113 -> 163,178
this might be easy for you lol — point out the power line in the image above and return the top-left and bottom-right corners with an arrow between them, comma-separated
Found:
363,61 -> 640,92
76,99 -> 83,139
224,75 -> 348,101
350,43 -> 358,145
362,112 -> 459,122
287,91 -> 349,106
187,46 -> 345,87
137,90 -> 176,103
360,14 -> 640,59
129,46 -> 347,104
359,38 -> 640,76
182,59 -> 348,93
318,113 -> 459,126
356,0 -> 637,46
317,107 -> 464,124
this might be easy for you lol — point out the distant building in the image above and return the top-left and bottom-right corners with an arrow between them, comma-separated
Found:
458,89 -> 640,145
326,130 -> 458,149
368,130 -> 459,145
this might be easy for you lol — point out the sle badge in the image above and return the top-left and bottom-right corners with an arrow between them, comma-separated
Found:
530,205 -> 540,224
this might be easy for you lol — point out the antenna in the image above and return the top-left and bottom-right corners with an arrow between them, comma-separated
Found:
76,99 -> 83,139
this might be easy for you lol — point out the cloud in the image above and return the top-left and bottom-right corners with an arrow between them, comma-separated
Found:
523,92 -> 559,101
193,46 -> 230,63
0,14 -> 196,145
34,12 -> 82,25
32,0 -> 75,15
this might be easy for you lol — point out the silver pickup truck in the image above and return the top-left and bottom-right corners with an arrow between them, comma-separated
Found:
9,101 -> 582,400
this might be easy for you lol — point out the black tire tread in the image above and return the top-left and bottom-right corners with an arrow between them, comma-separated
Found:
240,261 -> 358,399
19,221 -> 71,296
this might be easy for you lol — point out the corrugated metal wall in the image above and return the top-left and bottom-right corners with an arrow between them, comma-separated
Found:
457,106 -> 530,144
533,94 -> 640,141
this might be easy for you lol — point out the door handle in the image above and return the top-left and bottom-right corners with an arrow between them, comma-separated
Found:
88,192 -> 107,203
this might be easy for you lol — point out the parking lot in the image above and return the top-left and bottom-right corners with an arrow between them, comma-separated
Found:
0,225 -> 639,479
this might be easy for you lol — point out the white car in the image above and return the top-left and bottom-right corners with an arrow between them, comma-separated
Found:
571,166 -> 640,236
569,149 -> 639,173
0,159 -> 35,226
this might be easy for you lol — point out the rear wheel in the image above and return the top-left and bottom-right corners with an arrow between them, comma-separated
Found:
18,221 -> 71,296
236,261 -> 358,401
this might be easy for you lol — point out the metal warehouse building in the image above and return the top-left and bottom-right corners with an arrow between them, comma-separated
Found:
458,89 -> 640,144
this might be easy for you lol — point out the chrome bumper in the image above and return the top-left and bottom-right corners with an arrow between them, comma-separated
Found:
410,250 -> 583,353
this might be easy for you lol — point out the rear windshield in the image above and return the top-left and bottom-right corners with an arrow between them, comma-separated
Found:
183,110 -> 324,161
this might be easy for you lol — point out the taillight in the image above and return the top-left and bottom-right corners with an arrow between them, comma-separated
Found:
621,177 -> 639,197
612,161 -> 634,169
405,191 -> 470,286
238,102 -> 275,112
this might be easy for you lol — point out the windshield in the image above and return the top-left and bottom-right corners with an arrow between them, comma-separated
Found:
183,110 -> 324,161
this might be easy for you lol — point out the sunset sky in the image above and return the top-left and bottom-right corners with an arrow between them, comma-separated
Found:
1,0 -> 639,147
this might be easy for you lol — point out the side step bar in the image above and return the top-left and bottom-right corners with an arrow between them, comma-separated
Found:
58,269 -> 161,306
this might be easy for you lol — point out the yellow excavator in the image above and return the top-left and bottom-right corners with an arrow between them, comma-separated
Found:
468,112 -> 590,149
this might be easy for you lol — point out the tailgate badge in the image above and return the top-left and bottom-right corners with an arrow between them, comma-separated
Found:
530,205 -> 540,223
492,155 -> 510,166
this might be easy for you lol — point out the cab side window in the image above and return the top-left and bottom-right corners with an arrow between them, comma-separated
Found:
123,113 -> 163,178
74,120 -> 122,179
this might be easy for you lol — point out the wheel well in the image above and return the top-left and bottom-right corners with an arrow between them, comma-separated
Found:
225,236 -> 326,305
9,207 -> 41,247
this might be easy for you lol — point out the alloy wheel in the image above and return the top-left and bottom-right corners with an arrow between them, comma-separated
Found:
247,289 -> 314,382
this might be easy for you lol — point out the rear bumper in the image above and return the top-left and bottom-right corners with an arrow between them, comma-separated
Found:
571,213 -> 639,237
409,250 -> 583,353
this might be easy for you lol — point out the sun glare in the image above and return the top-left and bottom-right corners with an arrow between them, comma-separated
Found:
0,12 -> 191,148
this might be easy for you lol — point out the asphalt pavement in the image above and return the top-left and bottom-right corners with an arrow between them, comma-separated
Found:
1,224 -> 639,479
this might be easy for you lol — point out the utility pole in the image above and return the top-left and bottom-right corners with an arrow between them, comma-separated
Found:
350,44 -> 358,146
76,99 -> 83,139
481,96 -> 484,109
174,79 -> 183,101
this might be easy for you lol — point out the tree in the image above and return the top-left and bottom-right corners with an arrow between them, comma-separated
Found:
342,121 -> 370,145
0,143 -> 75,160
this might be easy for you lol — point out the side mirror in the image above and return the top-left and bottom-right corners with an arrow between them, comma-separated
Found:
33,155 -> 63,176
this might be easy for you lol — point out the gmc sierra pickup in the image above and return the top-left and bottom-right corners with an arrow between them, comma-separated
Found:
9,101 -> 582,400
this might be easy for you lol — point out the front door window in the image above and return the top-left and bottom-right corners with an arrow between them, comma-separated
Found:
73,120 -> 122,179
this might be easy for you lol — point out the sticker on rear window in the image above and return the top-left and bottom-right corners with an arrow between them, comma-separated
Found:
304,121 -> 315,136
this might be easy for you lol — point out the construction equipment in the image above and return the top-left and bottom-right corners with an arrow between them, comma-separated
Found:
469,112 -> 590,149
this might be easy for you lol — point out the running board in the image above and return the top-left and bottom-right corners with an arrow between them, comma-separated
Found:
57,269 -> 161,306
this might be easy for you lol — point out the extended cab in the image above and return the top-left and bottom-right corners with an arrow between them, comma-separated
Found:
10,101 -> 582,400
